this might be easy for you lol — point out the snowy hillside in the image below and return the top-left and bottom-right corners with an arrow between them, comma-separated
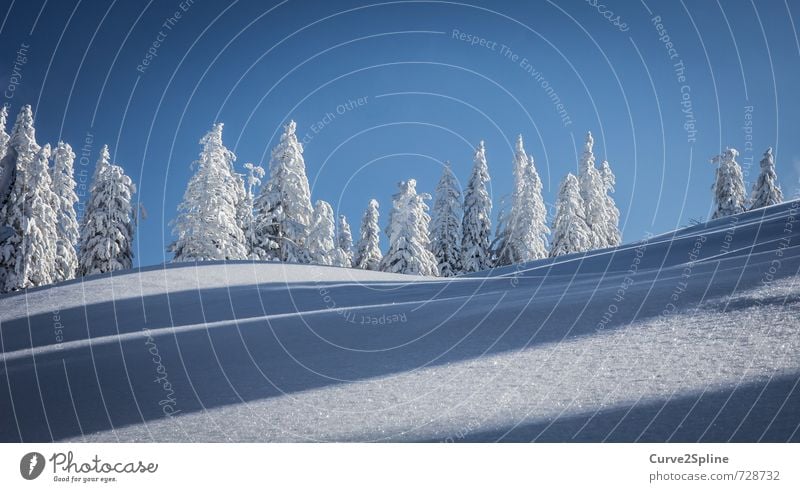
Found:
1,201 -> 799,442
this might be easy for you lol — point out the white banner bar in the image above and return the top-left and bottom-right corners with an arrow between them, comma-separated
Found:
1,444 -> 797,491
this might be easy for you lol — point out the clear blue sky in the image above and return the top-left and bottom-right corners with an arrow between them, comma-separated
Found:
1,0 -> 798,267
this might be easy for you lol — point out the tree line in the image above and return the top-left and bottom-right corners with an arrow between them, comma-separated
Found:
0,105 -> 787,293
170,121 -> 623,277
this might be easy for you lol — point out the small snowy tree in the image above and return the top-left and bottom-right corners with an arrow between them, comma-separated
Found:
240,162 -> 265,258
578,131 -> 607,249
380,179 -> 438,276
354,199 -> 382,270
711,147 -> 747,219
431,162 -> 462,277
170,124 -> 248,261
253,120 -> 314,263
494,135 -> 548,265
50,141 -> 80,282
599,160 -> 621,247
337,214 -> 354,267
550,173 -> 592,257
750,147 -> 783,210
461,141 -> 492,273
307,200 -> 338,266
78,146 -> 136,276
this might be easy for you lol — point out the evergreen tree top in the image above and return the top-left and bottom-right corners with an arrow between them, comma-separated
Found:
584,131 -> 594,153
9,104 -> 37,152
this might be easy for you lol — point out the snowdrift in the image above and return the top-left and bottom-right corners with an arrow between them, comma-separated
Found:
1,201 -> 799,442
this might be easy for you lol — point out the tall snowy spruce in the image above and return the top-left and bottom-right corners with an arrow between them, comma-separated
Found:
431,162 -> 462,277
550,173 -> 592,257
711,148 -> 747,219
599,160 -> 621,247
460,141 -> 492,273
578,131 -> 607,249
750,147 -> 783,210
380,179 -> 438,276
354,199 -> 382,270
240,162 -> 265,258
337,214 -> 354,268
78,145 -> 136,276
170,124 -> 248,261
253,121 -> 314,263
307,200 -> 340,266
494,135 -> 548,266
50,142 -> 80,282
0,106 -> 60,292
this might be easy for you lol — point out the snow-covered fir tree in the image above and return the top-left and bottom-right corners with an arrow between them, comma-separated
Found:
711,147 -> 747,219
170,124 -> 248,261
380,179 -> 438,276
307,200 -> 338,266
354,199 -> 382,270
0,112 -> 60,292
431,162 -> 462,277
550,173 -> 592,257
578,131 -> 607,249
78,146 -> 136,276
0,106 -> 59,291
50,141 -> 80,282
240,162 -> 265,258
460,141 -> 492,273
494,135 -> 548,265
337,214 -> 354,267
750,147 -> 783,210
598,160 -> 621,247
253,120 -> 313,263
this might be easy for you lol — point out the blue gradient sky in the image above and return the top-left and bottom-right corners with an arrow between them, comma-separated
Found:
1,0 -> 798,267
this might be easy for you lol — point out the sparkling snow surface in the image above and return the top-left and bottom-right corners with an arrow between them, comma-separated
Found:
1,202 -> 799,442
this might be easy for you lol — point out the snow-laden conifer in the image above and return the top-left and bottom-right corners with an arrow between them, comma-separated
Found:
50,141 -> 80,282
460,141 -> 492,273
431,162 -> 462,277
711,148 -> 747,219
78,146 -> 136,276
750,147 -> 783,210
307,200 -> 338,266
337,214 -> 354,267
253,121 -> 313,263
381,179 -> 438,276
1,118 -> 60,292
0,106 -> 60,291
598,160 -> 621,247
354,199 -> 382,270
550,173 -> 592,257
494,136 -> 549,265
170,124 -> 247,261
578,131 -> 606,248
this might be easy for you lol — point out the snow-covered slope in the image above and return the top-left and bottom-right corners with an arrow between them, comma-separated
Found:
1,201 -> 799,442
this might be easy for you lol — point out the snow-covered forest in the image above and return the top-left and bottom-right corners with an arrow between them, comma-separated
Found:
0,104 -> 787,294
0,105 -> 135,294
